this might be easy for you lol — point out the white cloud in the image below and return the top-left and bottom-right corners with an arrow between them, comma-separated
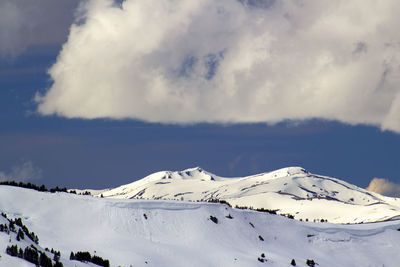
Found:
36,0 -> 400,132
366,177 -> 400,197
0,160 -> 42,182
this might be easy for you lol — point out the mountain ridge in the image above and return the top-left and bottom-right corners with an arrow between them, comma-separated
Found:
80,167 -> 400,224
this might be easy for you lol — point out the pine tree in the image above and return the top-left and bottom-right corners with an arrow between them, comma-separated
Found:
306,259 -> 316,267
6,245 -> 18,257
53,250 -> 60,262
39,252 -> 53,267
14,218 -> 23,227
9,221 -> 15,232
17,228 -> 25,240
24,246 -> 39,265
75,251 -> 92,262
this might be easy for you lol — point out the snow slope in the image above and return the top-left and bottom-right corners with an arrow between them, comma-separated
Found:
1,186 -> 400,267
89,167 -> 400,224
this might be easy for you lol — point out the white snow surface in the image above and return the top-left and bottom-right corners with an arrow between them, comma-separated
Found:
91,167 -> 400,224
0,185 -> 400,267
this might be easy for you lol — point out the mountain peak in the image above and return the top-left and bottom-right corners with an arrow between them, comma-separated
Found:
260,166 -> 309,179
188,166 -> 202,171
174,167 -> 217,181
181,166 -> 204,174
284,166 -> 309,175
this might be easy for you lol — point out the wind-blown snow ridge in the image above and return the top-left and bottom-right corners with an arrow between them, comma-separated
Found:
91,166 -> 400,224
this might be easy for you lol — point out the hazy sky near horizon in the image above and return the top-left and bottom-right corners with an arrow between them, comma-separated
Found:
1,0 -> 400,196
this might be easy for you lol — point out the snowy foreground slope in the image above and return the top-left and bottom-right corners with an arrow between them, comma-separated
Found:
89,167 -> 400,224
1,186 -> 400,267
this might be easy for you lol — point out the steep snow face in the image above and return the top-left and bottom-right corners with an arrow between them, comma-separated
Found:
0,186 -> 400,267
92,167 -> 400,223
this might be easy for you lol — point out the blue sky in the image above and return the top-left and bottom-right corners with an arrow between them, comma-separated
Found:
1,0 -> 400,193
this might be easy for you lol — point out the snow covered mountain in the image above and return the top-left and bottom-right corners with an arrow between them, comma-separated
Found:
88,167 -> 400,224
1,185 -> 400,267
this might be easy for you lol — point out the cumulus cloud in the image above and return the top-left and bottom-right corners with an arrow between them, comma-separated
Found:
0,0 -> 80,58
366,178 -> 400,197
36,0 -> 400,132
0,160 -> 42,182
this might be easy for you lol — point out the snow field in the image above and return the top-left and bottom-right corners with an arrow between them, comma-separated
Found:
0,186 -> 400,266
